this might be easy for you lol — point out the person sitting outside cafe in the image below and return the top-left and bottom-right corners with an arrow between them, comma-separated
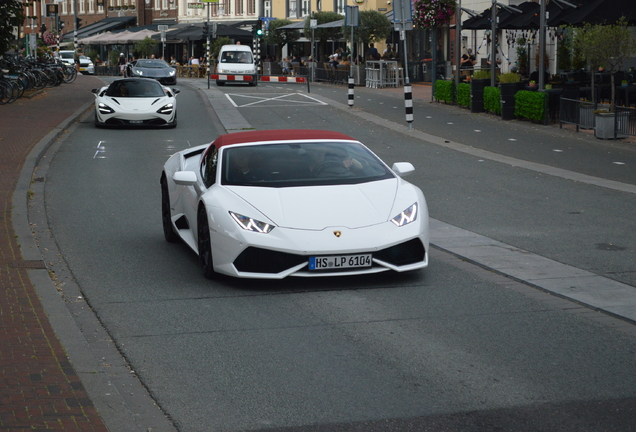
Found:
339,56 -> 351,68
281,57 -> 292,75
460,48 -> 476,74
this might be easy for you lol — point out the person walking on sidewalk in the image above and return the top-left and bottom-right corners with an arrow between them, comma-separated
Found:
119,53 -> 126,77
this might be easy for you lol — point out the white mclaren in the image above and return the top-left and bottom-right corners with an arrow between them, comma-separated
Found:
92,78 -> 179,128
161,130 -> 430,279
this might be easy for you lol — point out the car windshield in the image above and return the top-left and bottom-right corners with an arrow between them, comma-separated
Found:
221,142 -> 394,187
105,80 -> 166,98
220,51 -> 253,64
59,52 -> 73,59
135,59 -> 171,68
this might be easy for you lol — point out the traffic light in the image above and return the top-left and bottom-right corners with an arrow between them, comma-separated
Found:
75,17 -> 82,29
255,20 -> 263,38
58,16 -> 65,30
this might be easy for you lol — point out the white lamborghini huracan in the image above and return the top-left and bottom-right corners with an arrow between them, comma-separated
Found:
161,130 -> 429,279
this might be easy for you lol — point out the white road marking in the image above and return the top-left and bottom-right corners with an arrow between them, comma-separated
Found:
226,92 -> 327,108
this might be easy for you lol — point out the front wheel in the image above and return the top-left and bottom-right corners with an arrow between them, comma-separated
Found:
216,80 -> 225,86
161,176 -> 179,243
197,206 -> 216,279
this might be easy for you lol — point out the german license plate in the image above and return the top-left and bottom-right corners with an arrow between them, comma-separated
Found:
129,120 -> 143,124
309,254 -> 372,270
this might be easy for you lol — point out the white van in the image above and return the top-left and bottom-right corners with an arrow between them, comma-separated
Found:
216,45 -> 257,86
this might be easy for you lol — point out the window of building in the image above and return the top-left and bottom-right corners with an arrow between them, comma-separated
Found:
334,0 -> 344,15
288,0 -> 298,18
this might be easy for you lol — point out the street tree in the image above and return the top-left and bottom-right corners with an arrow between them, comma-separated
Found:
305,11 -> 343,62
1,0 -> 29,55
572,17 -> 636,111
266,19 -> 301,60
343,10 -> 391,61
134,37 -> 158,59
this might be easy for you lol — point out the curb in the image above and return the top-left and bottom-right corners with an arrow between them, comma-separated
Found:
13,88 -> 178,432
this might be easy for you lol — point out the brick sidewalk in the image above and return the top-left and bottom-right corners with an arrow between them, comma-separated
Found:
0,75 -> 108,430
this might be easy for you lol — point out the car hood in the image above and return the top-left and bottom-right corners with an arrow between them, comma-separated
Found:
102,96 -> 171,110
226,179 -> 400,230
133,67 -> 172,77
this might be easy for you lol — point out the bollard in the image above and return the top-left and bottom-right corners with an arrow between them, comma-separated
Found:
404,84 -> 413,130
348,77 -> 354,107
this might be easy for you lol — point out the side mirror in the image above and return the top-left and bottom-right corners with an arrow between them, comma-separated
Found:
173,171 -> 198,186
91,88 -> 99,94
391,162 -> 415,177
172,88 -> 180,94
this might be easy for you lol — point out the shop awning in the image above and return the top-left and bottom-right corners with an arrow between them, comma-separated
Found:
63,16 -> 136,41
277,21 -> 306,29
462,0 -> 636,30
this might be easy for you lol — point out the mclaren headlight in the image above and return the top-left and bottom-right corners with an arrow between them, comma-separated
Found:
98,102 -> 115,114
229,211 -> 274,233
156,104 -> 174,115
391,203 -> 418,227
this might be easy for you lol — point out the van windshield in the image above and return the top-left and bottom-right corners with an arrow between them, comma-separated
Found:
220,51 -> 253,64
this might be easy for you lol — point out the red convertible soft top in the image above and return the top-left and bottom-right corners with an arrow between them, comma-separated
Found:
212,129 -> 356,149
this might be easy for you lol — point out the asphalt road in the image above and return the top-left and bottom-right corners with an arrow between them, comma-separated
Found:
34,79 -> 636,431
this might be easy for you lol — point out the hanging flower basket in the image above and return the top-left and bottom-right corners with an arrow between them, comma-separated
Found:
413,0 -> 457,28
122,5 -> 128,9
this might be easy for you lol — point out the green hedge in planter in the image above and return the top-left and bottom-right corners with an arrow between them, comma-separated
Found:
457,83 -> 470,107
484,86 -> 501,115
434,80 -> 454,104
514,90 -> 546,122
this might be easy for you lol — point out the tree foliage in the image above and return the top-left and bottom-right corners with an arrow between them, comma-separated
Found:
572,17 -> 636,111
1,0 -> 29,55
134,37 -> 159,58
342,10 -> 391,61
305,11 -> 343,62
344,10 -> 392,46
267,18 -> 301,58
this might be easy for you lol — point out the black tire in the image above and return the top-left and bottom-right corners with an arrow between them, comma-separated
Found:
161,176 -> 180,243
216,80 -> 225,86
94,111 -> 103,128
197,206 -> 216,279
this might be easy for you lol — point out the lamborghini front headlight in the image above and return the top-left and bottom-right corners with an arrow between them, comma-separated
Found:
229,212 -> 274,233
391,203 -> 418,227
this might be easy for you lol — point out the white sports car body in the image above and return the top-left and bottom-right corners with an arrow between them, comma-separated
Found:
161,130 -> 429,279
92,78 -> 179,128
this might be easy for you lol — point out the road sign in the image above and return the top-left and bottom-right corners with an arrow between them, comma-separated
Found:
345,6 -> 359,27
392,0 -> 414,31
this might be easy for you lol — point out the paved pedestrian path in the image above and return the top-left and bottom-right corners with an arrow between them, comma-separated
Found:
0,76 -> 108,430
